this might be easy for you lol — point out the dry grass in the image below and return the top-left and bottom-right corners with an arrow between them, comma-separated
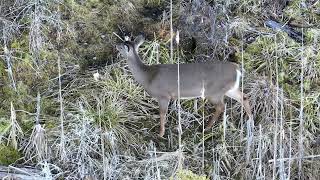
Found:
0,0 -> 319,179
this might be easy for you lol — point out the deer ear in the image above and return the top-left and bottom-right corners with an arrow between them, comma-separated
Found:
134,35 -> 145,49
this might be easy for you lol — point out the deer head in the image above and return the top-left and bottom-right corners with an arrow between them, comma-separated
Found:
116,35 -> 145,58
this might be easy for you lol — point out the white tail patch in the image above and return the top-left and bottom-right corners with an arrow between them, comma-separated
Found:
227,70 -> 241,93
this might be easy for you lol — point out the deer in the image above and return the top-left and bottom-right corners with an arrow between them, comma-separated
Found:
116,35 -> 253,137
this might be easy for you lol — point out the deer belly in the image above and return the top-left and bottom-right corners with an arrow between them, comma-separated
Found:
176,86 -> 205,99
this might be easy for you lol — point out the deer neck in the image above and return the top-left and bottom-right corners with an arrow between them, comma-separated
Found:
127,51 -> 148,85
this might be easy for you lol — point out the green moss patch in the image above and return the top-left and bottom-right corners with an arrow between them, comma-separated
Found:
0,144 -> 21,165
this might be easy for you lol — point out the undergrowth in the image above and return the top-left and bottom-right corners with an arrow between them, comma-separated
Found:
0,0 -> 319,179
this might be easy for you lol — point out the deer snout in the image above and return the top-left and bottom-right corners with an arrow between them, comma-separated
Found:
115,44 -> 123,51
115,44 -> 130,56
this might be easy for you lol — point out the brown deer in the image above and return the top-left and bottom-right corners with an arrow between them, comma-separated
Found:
116,35 -> 252,137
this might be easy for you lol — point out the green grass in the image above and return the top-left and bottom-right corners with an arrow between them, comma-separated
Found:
0,0 -> 320,179
0,144 -> 21,165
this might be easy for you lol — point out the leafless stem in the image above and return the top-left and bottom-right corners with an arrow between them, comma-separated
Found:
58,55 -> 66,160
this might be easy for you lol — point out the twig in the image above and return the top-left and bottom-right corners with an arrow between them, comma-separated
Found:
298,27 -> 305,179
268,155 -> 320,163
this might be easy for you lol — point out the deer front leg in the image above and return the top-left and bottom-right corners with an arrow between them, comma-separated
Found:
158,97 -> 170,137
226,89 -> 253,120
205,100 -> 224,131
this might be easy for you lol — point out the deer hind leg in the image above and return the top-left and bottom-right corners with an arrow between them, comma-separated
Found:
158,97 -> 170,137
226,89 -> 253,120
205,98 -> 224,131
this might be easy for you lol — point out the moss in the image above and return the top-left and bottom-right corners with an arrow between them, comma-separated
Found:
0,119 -> 10,133
61,0 -> 123,70
283,0 -> 320,25
229,37 -> 241,47
41,97 -> 58,116
0,58 -> 5,76
0,144 -> 21,165
171,169 -> 209,180
45,120 -> 56,129
86,0 -> 100,7
20,116 -> 35,133
283,0 -> 303,19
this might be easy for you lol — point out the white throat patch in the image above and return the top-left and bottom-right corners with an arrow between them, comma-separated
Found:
200,82 -> 205,99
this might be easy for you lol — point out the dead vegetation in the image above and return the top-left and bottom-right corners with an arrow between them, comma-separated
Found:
0,0 -> 320,179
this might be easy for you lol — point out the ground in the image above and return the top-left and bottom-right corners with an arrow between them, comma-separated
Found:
0,0 -> 319,179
